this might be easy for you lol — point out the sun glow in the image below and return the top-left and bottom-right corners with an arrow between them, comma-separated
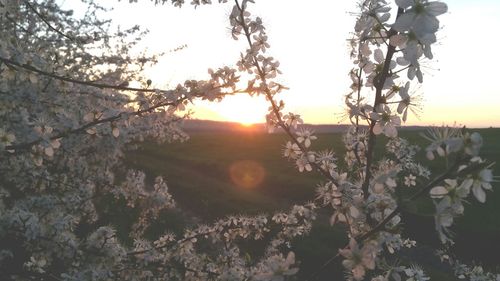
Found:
198,94 -> 269,126
229,160 -> 266,189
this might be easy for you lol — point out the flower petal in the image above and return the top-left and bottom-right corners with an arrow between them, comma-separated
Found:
473,185 -> 486,203
385,125 -> 398,138
430,186 -> 448,198
393,12 -> 415,32
374,49 -> 384,63
426,2 -> 448,16
395,0 -> 414,9
373,123 -> 383,135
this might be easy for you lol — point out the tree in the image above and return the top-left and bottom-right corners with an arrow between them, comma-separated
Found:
0,0 -> 497,280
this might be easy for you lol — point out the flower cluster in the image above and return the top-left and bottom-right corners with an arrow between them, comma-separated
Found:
227,0 -> 496,280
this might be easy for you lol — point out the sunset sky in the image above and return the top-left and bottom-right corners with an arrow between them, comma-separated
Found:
65,0 -> 500,127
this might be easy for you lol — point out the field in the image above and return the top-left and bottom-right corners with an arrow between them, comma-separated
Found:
126,127 -> 500,280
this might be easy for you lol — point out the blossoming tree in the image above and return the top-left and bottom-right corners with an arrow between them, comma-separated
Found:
0,0 -> 497,280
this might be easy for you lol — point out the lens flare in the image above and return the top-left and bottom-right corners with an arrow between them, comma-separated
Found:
229,160 -> 265,188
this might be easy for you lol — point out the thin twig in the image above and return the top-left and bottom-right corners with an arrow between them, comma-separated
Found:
24,0 -> 74,41
234,0 -> 338,185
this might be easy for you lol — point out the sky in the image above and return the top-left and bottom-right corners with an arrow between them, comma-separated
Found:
64,0 -> 500,127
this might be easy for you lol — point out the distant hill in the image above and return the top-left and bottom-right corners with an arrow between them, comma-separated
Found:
180,119 -> 265,133
180,119 -> 427,133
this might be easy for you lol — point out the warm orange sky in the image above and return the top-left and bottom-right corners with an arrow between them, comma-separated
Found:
65,1 -> 500,128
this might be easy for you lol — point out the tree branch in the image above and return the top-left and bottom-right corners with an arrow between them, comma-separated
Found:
0,56 -> 176,94
4,97 -> 185,153
361,7 -> 404,199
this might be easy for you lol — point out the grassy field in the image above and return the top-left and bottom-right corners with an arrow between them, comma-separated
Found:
126,128 -> 500,280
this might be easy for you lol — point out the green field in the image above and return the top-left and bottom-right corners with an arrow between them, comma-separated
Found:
126,128 -> 500,280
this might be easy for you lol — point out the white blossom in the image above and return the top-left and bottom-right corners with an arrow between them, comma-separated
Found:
393,0 -> 448,39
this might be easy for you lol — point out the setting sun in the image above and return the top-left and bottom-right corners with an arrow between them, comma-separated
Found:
193,94 -> 269,126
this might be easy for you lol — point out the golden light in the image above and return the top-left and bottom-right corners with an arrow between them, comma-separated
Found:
212,94 -> 268,126
229,160 -> 266,189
